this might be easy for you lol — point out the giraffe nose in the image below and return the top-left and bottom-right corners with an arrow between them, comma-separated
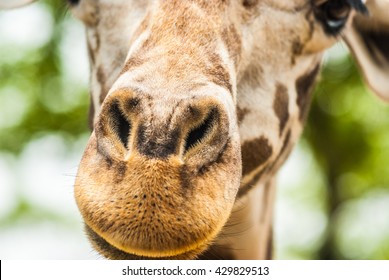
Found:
95,89 -> 230,162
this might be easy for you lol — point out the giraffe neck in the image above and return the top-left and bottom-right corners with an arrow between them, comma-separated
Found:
237,60 -> 322,196
198,179 -> 276,259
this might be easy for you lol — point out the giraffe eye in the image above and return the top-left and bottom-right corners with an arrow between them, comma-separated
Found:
67,0 -> 80,6
313,0 -> 369,35
314,0 -> 352,35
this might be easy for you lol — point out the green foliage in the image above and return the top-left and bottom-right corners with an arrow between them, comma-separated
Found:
304,50 -> 389,259
0,0 -> 89,155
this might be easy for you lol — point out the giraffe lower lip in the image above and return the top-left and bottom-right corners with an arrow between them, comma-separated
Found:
85,224 -> 204,260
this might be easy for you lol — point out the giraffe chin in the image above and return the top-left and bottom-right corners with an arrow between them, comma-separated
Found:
85,224 -> 209,260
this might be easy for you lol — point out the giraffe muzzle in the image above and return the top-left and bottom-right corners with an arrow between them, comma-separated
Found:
74,87 -> 242,259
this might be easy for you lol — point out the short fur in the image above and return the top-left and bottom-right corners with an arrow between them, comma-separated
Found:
1,0 -> 384,259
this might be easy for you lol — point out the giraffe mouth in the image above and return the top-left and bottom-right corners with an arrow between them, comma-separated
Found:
85,224 -> 207,260
75,151 -> 236,259
75,128 -> 242,260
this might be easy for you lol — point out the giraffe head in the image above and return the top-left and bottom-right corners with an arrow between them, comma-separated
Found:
2,0 -> 388,259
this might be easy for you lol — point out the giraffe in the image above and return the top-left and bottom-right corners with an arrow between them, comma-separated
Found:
1,0 -> 388,260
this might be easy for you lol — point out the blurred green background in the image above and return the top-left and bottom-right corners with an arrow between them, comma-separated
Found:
0,0 -> 388,259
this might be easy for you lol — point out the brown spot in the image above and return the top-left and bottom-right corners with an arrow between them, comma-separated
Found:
88,94 -> 95,131
87,39 -> 96,66
243,0 -> 259,8
290,38 -> 304,65
205,53 -> 233,93
97,66 -> 109,104
242,64 -> 264,88
238,130 -> 292,198
273,83 -> 289,136
276,129 -> 291,163
87,32 -> 100,66
95,32 -> 100,53
241,136 -> 273,176
96,66 -> 106,84
296,64 -> 320,121
105,156 -> 113,169
292,39 -> 303,56
266,129 -> 292,176
237,107 -> 249,124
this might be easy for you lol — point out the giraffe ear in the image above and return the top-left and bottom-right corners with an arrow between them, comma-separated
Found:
0,0 -> 36,9
344,0 -> 389,102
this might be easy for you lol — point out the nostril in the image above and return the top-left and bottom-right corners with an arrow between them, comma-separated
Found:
109,101 -> 132,149
184,109 -> 217,153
